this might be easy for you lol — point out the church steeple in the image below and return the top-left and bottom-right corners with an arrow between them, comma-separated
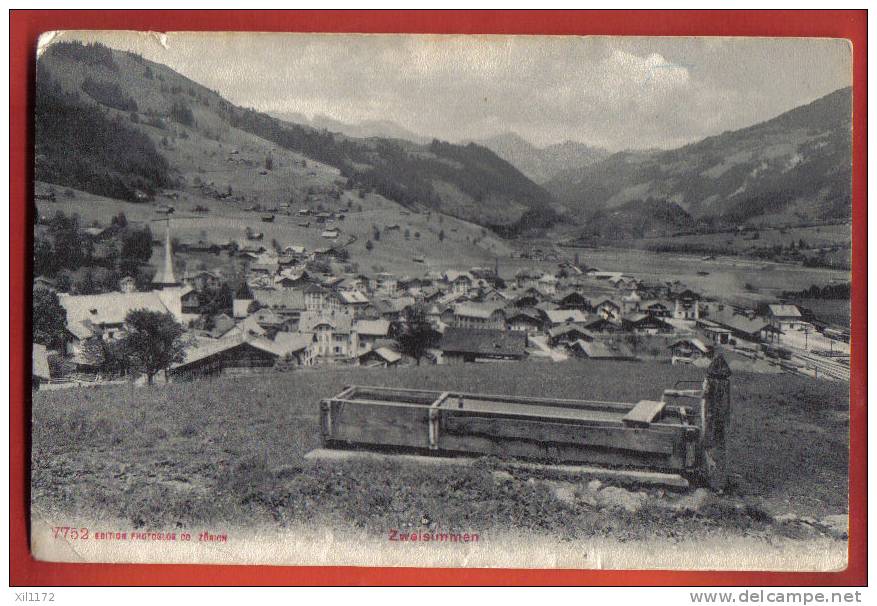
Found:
151,218 -> 180,289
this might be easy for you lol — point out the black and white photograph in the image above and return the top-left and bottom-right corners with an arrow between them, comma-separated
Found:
30,31 -> 852,569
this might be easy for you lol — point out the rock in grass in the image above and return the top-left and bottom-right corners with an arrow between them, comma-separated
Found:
670,488 -> 713,513
492,470 -> 514,483
596,486 -> 647,513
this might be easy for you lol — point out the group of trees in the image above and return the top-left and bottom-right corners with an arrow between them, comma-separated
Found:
34,211 -> 154,294
82,309 -> 190,384
80,77 -> 138,112
35,70 -> 170,202
782,282 -> 851,300
395,305 -> 440,366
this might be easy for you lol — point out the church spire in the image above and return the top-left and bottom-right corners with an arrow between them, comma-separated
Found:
151,218 -> 179,289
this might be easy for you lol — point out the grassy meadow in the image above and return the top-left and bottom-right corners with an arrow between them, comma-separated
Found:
31,360 -> 849,541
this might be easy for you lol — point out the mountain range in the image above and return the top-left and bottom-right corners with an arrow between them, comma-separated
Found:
468,132 -> 610,184
34,40 -> 852,240
545,87 -> 852,236
35,41 -> 557,233
269,112 -> 432,144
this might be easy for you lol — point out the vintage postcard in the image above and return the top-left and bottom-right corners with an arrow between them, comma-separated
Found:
30,31 -> 852,570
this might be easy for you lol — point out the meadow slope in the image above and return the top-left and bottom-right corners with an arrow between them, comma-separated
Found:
32,361 -> 849,543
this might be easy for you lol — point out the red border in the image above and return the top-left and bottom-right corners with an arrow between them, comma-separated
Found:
10,10 -> 867,586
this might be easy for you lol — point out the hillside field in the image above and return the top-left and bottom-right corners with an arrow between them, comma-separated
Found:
35,181 -> 513,277
32,361 -> 849,544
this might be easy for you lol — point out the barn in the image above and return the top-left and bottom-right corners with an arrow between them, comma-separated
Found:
168,339 -> 278,380
438,328 -> 527,364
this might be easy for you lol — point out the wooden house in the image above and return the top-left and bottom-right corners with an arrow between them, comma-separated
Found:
438,328 -> 527,364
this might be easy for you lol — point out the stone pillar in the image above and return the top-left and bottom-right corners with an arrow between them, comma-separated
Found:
701,354 -> 732,491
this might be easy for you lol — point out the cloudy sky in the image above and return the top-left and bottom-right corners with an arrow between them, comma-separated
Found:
58,31 -> 851,151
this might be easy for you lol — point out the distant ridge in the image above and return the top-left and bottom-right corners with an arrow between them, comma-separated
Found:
545,87 -> 852,235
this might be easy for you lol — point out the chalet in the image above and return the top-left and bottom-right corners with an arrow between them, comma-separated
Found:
335,276 -> 368,292
184,269 -> 223,292
270,332 -> 315,366
300,311 -> 358,361
621,291 -> 643,314
252,288 -> 306,318
514,269 -> 539,290
304,284 -> 343,313
373,273 -> 399,297
274,269 -> 309,289
584,317 -> 623,334
398,276 -> 425,296
669,339 -> 712,366
511,292 -> 541,308
642,301 -> 671,318
673,290 -> 701,321
696,319 -> 732,345
569,340 -> 637,361
555,291 -> 590,311
357,347 -> 402,368
354,319 -> 392,353
705,307 -> 778,344
548,323 -> 594,347
543,309 -> 589,328
443,271 -> 474,296
168,338 -> 275,380
372,297 -> 415,321
451,302 -> 507,330
624,313 -> 675,335
767,304 -> 808,332
471,286 -> 508,304
250,308 -> 287,337
338,290 -> 371,315
595,300 -> 622,322
180,288 -> 202,315
438,328 -> 527,364
168,334 -> 312,381
321,228 -> 340,240
506,308 -> 543,334
58,289 -> 192,344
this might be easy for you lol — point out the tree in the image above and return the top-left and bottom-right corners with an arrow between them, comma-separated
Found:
265,154 -> 273,171
120,226 -> 153,274
397,305 -> 440,366
32,287 -> 67,351
33,238 -> 58,277
81,335 -> 129,377
365,239 -> 374,252
438,229 -> 445,242
122,309 -> 189,384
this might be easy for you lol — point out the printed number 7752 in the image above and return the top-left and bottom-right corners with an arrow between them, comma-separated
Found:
52,526 -> 88,540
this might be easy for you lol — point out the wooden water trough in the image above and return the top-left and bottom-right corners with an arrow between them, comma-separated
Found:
319,357 -> 732,487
